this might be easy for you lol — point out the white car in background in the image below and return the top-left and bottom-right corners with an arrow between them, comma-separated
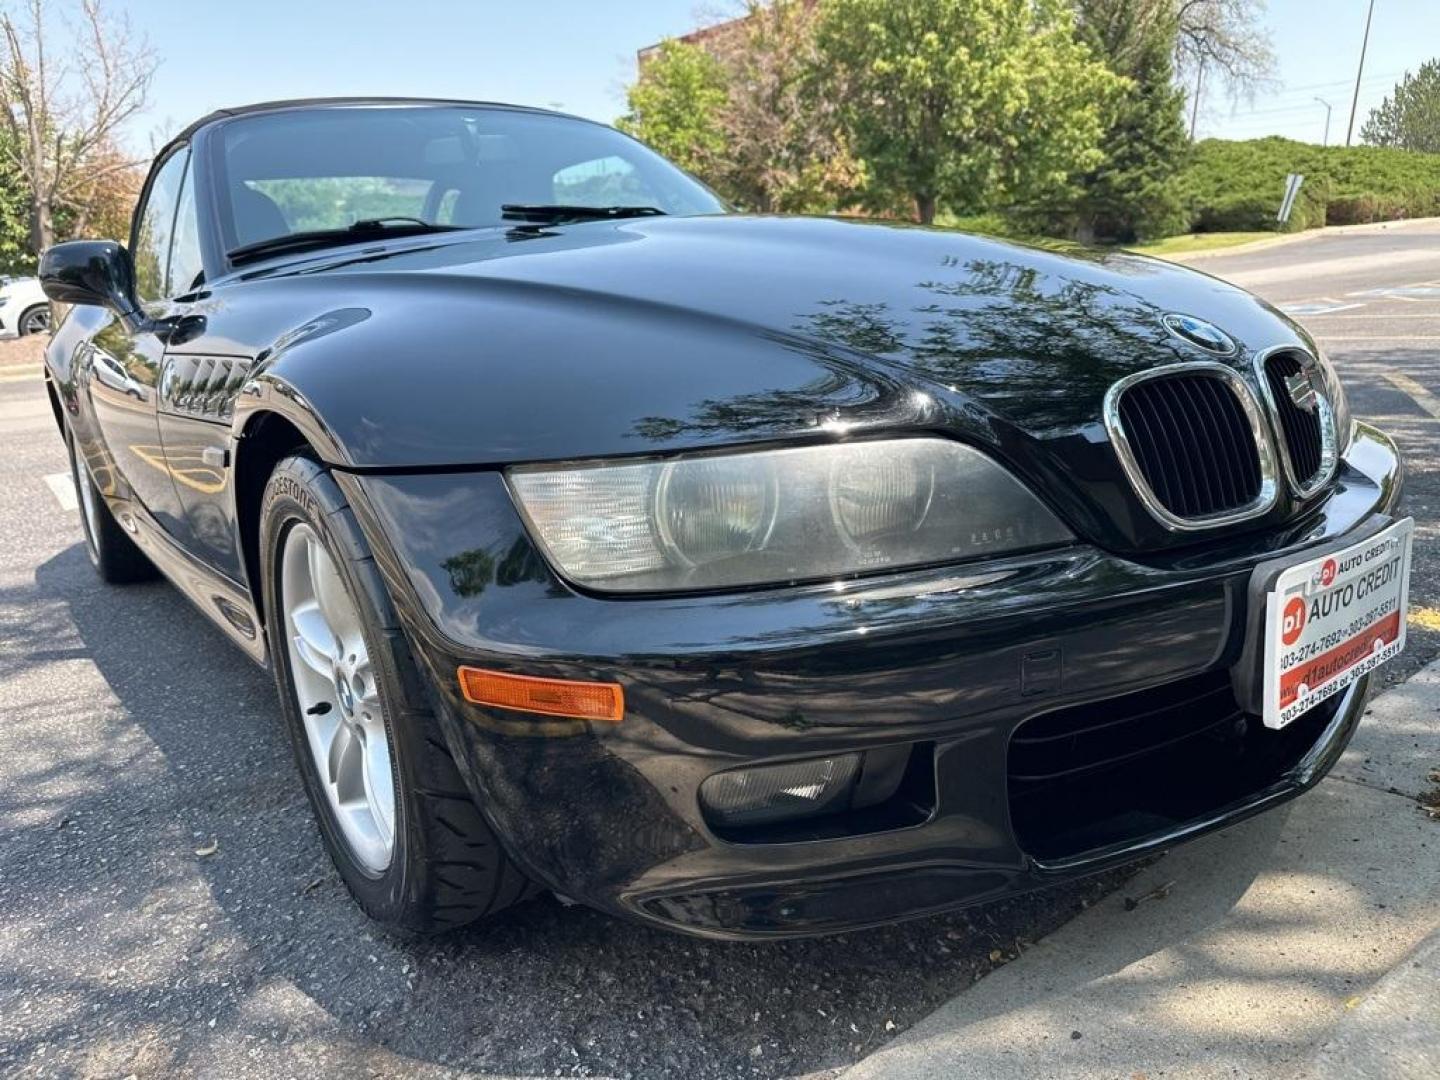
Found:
0,276 -> 51,336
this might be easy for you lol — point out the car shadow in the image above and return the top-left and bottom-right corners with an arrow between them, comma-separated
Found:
14,542 -> 1237,1079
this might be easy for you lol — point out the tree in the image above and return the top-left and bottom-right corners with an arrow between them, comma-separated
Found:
620,5 -> 861,213
1053,0 -> 1190,241
1174,0 -> 1275,105
1362,61 -> 1440,154
709,1 -> 862,213
815,0 -> 1125,224
0,0 -> 155,253
52,138 -> 141,243
619,39 -> 729,182
0,127 -> 31,271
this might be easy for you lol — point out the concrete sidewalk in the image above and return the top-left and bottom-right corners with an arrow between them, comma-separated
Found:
844,663 -> 1440,1080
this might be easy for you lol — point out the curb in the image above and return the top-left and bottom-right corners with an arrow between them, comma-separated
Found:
0,364 -> 42,382
1308,926 -> 1440,1078
1168,216 -> 1440,264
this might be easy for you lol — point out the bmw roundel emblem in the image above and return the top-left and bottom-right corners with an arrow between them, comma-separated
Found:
1161,313 -> 1237,356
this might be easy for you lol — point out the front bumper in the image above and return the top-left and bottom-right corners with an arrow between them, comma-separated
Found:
342,423 -> 1403,939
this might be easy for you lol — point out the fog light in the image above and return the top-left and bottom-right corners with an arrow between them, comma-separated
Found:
700,754 -> 861,828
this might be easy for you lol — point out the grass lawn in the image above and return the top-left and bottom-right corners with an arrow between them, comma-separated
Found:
894,214 -> 1301,260
1127,231 -> 1278,257
934,216 -> 1287,259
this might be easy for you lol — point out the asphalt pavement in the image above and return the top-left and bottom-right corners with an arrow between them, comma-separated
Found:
2,220 -> 1439,1079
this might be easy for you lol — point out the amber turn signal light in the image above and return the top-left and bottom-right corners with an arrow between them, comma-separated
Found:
456,667 -> 624,722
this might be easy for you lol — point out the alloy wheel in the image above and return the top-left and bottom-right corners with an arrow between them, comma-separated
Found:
19,306 -> 50,335
281,522 -> 396,873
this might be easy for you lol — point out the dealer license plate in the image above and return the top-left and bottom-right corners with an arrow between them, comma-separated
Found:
1263,518 -> 1414,730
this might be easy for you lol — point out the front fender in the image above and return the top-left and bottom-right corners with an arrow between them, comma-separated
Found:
229,305 -> 379,464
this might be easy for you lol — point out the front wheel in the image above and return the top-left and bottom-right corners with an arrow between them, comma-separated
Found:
260,454 -> 534,932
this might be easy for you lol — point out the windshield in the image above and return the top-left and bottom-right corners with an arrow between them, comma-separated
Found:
212,105 -> 726,253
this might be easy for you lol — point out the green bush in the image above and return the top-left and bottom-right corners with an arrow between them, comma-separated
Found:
1180,136 -> 1440,233
933,211 -> 1024,237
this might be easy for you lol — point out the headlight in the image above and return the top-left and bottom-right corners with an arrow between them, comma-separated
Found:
508,438 -> 1072,593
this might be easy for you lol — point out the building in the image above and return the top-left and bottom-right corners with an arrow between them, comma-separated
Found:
636,2 -> 818,68
637,11 -> 752,68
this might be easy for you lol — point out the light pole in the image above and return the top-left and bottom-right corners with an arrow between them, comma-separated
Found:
1189,59 -> 1205,140
1347,0 -> 1377,146
1315,96 -> 1333,146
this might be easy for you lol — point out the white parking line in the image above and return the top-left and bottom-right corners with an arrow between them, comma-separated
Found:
1314,335 -> 1440,342
1347,286 -> 1440,300
1282,301 -> 1365,316
43,472 -> 77,511
1381,371 -> 1440,419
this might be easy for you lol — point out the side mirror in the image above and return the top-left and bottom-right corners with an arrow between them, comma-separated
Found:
39,240 -> 145,333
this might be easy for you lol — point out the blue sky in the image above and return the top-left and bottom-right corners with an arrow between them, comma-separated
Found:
1195,0 -> 1440,145
127,0 -> 1438,149
133,0 -> 704,145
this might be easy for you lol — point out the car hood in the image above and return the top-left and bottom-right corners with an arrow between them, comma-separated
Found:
237,215 -> 1313,549
283,214 -> 1302,438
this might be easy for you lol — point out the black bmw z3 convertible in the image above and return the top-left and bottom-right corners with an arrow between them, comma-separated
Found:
39,98 -> 1412,940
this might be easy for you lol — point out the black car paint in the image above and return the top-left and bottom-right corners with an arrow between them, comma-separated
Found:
43,99 -> 1403,938
338,426 -> 1398,935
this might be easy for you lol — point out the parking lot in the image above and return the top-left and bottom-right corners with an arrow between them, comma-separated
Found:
2,221 -> 1439,1079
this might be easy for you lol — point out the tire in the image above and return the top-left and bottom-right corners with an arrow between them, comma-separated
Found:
18,304 -> 50,336
260,454 -> 533,933
66,426 -> 156,583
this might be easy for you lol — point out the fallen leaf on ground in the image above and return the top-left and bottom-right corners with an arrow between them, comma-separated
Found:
194,840 -> 218,857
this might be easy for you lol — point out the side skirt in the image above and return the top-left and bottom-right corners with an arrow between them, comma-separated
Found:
110,494 -> 269,666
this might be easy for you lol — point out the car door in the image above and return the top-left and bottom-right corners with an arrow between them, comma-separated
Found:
155,160 -> 251,582
84,146 -> 193,543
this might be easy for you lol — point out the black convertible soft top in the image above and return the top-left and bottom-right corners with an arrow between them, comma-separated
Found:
160,96 -> 597,159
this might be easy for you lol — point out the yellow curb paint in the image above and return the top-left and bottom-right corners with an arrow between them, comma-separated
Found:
1408,607 -> 1440,632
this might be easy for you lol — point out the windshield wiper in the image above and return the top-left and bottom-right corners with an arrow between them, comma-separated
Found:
501,204 -> 667,225
226,218 -> 462,265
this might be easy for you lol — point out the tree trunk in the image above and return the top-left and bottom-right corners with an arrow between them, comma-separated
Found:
29,196 -> 52,256
915,193 -> 937,225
